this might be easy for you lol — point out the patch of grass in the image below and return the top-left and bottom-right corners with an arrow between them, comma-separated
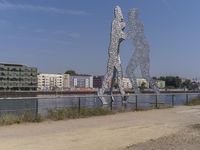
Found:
132,108 -> 150,112
149,102 -> 173,109
48,107 -> 79,120
80,107 -> 113,117
48,107 -> 113,121
190,124 -> 200,130
0,107 -> 113,125
186,97 -> 200,106
33,114 -> 44,123
0,114 -> 20,125
0,112 -> 43,126
156,104 -> 173,109
20,111 -> 35,122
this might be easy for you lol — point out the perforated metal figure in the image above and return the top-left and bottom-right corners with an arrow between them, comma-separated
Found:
126,9 -> 159,94
98,6 -> 126,104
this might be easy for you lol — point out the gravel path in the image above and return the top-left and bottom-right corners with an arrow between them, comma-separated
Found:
0,106 -> 199,150
123,124 -> 200,150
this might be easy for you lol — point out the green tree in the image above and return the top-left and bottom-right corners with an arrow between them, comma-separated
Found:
158,76 -> 182,88
181,79 -> 192,89
139,82 -> 147,91
189,82 -> 199,91
65,70 -> 77,75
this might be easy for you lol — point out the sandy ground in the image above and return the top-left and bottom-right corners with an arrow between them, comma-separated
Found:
123,124 -> 200,150
0,106 -> 200,150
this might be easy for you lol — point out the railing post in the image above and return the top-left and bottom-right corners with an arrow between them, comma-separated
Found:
35,99 -> 38,117
135,95 -> 138,111
121,96 -> 123,110
78,97 -> 81,116
155,94 -> 158,109
172,94 -> 175,107
110,95 -> 114,111
186,94 -> 189,105
122,96 -> 127,112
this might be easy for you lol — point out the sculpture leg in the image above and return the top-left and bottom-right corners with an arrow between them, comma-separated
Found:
116,63 -> 129,102
115,63 -> 125,96
126,56 -> 140,94
98,60 -> 114,104
99,70 -> 113,95
140,61 -> 160,94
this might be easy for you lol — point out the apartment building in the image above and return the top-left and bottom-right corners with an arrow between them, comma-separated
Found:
156,80 -> 166,89
70,75 -> 93,88
122,77 -> 133,89
37,74 -> 70,91
123,78 -> 150,89
93,76 -> 104,88
123,78 -> 166,89
0,63 -> 37,91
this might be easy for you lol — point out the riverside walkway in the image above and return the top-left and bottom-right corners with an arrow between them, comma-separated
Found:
0,106 -> 199,150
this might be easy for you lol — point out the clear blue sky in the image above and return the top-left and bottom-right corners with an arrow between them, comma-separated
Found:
0,0 -> 200,79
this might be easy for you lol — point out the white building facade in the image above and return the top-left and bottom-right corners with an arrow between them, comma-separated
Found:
38,74 -> 70,91
123,78 -> 150,89
123,78 -> 165,89
156,80 -> 165,89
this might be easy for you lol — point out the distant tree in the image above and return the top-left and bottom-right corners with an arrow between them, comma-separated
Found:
158,76 -> 182,88
65,70 -> 77,75
159,76 -> 166,81
152,76 -> 157,80
174,76 -> 182,88
189,82 -> 199,91
181,79 -> 192,89
139,82 -> 147,91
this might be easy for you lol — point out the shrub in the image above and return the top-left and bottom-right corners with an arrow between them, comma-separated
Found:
0,114 -> 20,125
47,107 -> 112,120
186,97 -> 200,106
33,114 -> 44,123
0,112 -> 43,126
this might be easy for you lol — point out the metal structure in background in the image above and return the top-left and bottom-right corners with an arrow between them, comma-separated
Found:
126,8 -> 160,94
98,6 -> 126,104
99,6 -> 161,104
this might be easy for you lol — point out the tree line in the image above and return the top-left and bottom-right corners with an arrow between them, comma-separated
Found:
154,76 -> 199,90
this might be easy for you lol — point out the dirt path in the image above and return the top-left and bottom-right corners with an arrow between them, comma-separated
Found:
123,124 -> 200,150
0,106 -> 199,150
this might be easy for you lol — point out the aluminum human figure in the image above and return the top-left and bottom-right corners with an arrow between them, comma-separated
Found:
98,6 -> 126,104
126,9 -> 159,94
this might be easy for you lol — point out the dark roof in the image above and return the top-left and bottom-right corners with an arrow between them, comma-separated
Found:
0,63 -> 23,67
71,74 -> 92,77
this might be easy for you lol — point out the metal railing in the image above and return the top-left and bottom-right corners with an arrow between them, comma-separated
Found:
0,93 -> 199,118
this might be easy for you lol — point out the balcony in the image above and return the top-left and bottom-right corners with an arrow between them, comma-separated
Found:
0,72 -> 6,76
10,68 -> 19,72
0,67 -> 6,71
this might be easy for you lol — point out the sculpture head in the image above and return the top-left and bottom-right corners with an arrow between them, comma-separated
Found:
128,8 -> 139,20
114,6 -> 124,21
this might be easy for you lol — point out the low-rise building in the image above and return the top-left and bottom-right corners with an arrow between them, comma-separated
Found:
123,78 -> 149,89
156,80 -> 165,89
93,76 -> 104,88
136,78 -> 149,88
37,74 -> 70,91
123,77 -> 132,89
70,75 -> 93,88
0,63 -> 37,91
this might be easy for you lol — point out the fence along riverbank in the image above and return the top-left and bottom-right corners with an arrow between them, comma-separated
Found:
0,93 -> 199,118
